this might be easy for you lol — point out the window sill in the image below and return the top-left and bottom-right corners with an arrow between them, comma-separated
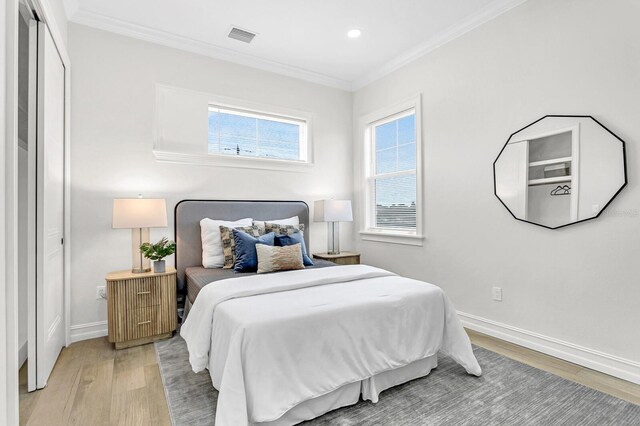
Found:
153,150 -> 314,173
359,231 -> 424,246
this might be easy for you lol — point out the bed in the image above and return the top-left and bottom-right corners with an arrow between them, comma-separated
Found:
185,262 -> 336,305
176,200 -> 482,426
175,200 -> 336,306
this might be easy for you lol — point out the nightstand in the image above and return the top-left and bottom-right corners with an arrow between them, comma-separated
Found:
313,252 -> 361,265
106,267 -> 177,349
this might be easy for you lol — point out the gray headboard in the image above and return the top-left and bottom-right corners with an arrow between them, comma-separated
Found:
174,200 -> 310,292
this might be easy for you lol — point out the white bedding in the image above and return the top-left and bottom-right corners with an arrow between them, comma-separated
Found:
181,265 -> 481,425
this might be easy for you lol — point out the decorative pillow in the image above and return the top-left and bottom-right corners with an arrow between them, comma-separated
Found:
256,244 -> 304,274
220,225 -> 263,269
275,232 -> 313,266
253,216 -> 299,233
264,222 -> 305,236
200,218 -> 252,268
233,230 -> 276,273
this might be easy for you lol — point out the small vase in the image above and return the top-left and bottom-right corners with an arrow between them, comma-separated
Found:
153,260 -> 166,273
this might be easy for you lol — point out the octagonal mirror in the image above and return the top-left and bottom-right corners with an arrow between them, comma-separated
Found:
494,115 -> 627,229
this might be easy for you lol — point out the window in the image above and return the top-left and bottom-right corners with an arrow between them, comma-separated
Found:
362,97 -> 422,245
153,86 -> 313,171
208,106 -> 308,162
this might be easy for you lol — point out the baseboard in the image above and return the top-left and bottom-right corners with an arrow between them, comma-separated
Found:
458,311 -> 640,385
68,314 -> 640,385
18,341 -> 27,368
69,320 -> 108,343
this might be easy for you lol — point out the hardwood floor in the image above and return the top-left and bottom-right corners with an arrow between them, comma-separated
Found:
19,330 -> 640,425
19,337 -> 171,426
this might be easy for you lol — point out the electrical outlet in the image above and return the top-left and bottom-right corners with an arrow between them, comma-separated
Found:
492,286 -> 503,302
96,286 -> 107,300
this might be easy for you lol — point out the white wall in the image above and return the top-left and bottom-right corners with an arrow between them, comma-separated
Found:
353,0 -> 640,377
68,23 -> 354,338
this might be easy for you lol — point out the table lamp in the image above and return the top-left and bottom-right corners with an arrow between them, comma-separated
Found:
314,199 -> 353,255
112,198 -> 168,273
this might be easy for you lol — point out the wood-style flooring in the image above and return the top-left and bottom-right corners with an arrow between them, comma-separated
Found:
19,330 -> 640,425
19,337 -> 170,425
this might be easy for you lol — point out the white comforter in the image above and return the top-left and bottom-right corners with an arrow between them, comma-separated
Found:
181,265 -> 481,425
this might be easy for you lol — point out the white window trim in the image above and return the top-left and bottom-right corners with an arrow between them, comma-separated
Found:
207,104 -> 309,164
153,149 -> 314,172
359,94 -> 424,246
153,85 -> 314,172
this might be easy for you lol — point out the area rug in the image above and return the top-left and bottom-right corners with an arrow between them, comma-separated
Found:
155,335 -> 640,425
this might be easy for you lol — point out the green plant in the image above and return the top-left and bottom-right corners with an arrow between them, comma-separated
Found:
140,237 -> 176,261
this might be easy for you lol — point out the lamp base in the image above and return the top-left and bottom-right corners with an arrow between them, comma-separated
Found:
131,228 -> 151,273
327,222 -> 340,255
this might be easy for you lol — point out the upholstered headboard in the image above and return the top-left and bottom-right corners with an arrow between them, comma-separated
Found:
174,200 -> 310,292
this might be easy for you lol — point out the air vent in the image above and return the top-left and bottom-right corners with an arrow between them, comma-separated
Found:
228,27 -> 256,44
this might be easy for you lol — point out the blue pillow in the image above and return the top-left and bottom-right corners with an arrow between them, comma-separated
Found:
275,232 -> 314,266
233,230 -> 275,272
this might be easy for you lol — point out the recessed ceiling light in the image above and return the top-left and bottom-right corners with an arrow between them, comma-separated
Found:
347,29 -> 361,39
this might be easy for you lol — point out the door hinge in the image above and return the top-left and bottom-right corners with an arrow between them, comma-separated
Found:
61,237 -> 64,245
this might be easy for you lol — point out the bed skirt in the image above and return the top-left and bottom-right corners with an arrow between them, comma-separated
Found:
216,354 -> 439,426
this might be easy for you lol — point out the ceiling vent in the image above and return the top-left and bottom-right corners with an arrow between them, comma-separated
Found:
228,27 -> 256,44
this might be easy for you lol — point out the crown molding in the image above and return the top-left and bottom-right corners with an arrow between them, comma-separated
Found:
351,0 -> 529,90
69,0 -> 529,92
69,9 -> 353,91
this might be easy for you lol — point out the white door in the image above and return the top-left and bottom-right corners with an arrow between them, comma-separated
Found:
33,22 -> 66,389
495,140 -> 529,219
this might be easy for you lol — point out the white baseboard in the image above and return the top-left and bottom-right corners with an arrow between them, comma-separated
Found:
458,311 -> 640,385
69,320 -> 108,343
18,341 -> 27,368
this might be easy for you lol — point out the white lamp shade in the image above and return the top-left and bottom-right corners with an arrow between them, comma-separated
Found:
112,198 -> 168,229
314,199 -> 353,222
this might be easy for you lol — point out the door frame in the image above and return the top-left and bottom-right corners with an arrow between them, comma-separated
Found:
1,0 -> 70,420
1,0 -> 21,422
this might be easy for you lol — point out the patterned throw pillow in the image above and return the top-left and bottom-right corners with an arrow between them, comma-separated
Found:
219,225 -> 262,269
256,244 -> 304,274
264,222 -> 305,236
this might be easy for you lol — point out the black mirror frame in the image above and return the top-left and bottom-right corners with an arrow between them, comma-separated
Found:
493,115 -> 628,230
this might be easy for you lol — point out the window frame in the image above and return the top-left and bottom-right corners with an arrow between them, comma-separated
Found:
360,95 -> 424,246
207,104 -> 309,163
153,85 -> 314,172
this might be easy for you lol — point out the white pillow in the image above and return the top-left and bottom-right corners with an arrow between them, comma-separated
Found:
200,217 -> 252,268
253,216 -> 299,232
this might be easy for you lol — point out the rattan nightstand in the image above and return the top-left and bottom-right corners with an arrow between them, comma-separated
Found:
106,267 -> 177,349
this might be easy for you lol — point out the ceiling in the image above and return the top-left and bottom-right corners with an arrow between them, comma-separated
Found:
64,0 -> 526,91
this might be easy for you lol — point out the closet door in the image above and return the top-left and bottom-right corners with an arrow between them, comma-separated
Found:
34,22 -> 66,389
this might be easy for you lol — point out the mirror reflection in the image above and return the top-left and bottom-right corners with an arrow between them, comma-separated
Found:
494,116 -> 626,229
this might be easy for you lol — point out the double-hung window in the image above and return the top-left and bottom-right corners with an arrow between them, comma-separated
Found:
363,97 -> 422,245
208,106 -> 308,163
